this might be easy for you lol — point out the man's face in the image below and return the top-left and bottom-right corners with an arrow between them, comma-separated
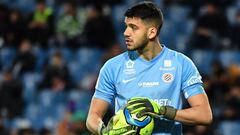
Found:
36,3 -> 45,12
124,17 -> 149,51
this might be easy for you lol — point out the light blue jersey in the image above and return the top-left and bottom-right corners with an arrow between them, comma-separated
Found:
94,45 -> 205,135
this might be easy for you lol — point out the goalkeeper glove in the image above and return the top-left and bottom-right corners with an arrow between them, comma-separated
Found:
126,97 -> 177,120
99,115 -> 137,135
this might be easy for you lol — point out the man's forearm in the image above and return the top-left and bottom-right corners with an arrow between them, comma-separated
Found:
87,98 -> 110,134
86,114 -> 104,134
174,105 -> 212,125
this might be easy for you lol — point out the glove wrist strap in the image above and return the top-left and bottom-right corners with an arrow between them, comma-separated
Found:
163,106 -> 177,120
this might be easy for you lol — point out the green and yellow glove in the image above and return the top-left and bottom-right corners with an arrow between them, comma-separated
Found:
100,113 -> 137,135
126,97 -> 177,120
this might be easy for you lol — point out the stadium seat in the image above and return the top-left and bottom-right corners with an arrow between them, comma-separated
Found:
191,50 -> 216,74
219,51 -> 240,68
33,47 -> 48,71
169,6 -> 191,35
68,90 -> 92,112
47,47 -> 74,63
218,121 -> 240,135
75,47 -> 103,72
112,4 -> 127,34
22,72 -> 42,103
11,118 -> 31,130
68,61 -> 83,84
226,6 -> 238,25
16,0 -> 35,13
0,47 -> 16,70
160,20 -> 177,49
34,90 -> 67,129
24,103 -> 41,129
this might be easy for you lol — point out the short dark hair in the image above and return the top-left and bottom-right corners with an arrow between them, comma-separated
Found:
124,2 -> 163,35
37,0 -> 45,4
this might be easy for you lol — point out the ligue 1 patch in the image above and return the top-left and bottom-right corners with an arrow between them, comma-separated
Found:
126,60 -> 134,69
162,73 -> 174,83
124,60 -> 136,75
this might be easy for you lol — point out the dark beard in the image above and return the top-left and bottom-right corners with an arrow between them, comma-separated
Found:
127,37 -> 148,51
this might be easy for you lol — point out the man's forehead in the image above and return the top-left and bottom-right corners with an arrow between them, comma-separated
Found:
124,17 -> 143,24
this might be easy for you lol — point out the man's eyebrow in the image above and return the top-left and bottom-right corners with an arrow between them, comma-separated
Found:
126,23 -> 138,28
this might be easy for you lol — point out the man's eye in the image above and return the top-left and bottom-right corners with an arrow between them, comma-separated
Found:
132,26 -> 137,30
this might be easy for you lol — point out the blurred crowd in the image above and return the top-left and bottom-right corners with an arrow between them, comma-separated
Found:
0,0 -> 240,135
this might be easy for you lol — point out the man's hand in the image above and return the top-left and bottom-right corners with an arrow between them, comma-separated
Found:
126,97 -> 177,120
100,115 -> 136,135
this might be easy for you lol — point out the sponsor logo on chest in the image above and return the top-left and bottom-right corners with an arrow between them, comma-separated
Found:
138,82 -> 160,87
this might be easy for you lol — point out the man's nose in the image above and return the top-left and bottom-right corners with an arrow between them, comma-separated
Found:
124,28 -> 130,37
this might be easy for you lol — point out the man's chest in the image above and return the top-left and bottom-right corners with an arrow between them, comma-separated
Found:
115,60 -> 180,99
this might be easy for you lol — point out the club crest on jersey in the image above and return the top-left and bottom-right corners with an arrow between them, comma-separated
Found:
162,73 -> 174,83
123,60 -> 136,75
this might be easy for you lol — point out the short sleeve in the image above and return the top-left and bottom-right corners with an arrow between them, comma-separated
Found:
93,62 -> 115,104
181,55 -> 205,99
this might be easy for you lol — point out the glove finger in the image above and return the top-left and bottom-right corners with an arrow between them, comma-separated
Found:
107,117 -> 114,128
135,107 -> 153,118
127,103 -> 149,114
128,97 -> 147,101
129,106 -> 146,114
107,114 -> 120,128
144,112 -> 161,118
136,109 -> 148,118
127,102 -> 145,109
122,130 -> 137,135
126,102 -> 145,108
127,98 -> 148,106
127,99 -> 150,108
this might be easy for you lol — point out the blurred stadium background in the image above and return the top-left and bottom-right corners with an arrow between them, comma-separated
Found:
0,0 -> 240,134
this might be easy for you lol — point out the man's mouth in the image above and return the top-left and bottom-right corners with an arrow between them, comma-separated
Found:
125,39 -> 132,44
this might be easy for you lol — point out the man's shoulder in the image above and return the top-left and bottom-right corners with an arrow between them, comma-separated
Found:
164,47 -> 188,61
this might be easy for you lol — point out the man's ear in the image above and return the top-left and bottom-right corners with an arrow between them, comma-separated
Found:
147,27 -> 157,40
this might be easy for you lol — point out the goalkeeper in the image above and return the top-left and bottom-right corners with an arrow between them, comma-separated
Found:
86,2 -> 212,135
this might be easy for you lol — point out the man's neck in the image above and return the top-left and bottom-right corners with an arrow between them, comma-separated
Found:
137,39 -> 162,61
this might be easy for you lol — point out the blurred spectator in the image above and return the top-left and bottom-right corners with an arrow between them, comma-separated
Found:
83,4 -> 116,49
216,80 -> 240,135
4,9 -> 27,47
228,64 -> 240,84
56,110 -> 88,135
229,10 -> 240,49
0,116 -> 9,135
68,110 -> 88,135
56,0 -> 87,49
11,39 -> 36,76
80,0 -> 123,6
0,70 -> 24,119
27,0 -> 54,48
39,128 -> 52,135
177,0 -> 235,17
18,128 -> 35,135
39,51 -> 71,91
101,43 -> 124,65
0,4 -> 9,45
222,83 -> 240,120
190,2 -> 229,49
184,124 -> 214,135
209,61 -> 229,102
